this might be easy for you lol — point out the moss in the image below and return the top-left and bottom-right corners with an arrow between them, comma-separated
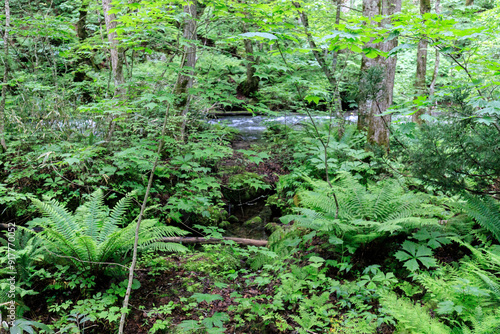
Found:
223,172 -> 268,202
244,216 -> 262,226
228,215 -> 239,224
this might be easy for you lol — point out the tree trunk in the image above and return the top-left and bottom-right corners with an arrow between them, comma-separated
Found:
428,0 -> 440,114
357,0 -> 379,131
293,2 -> 336,87
465,0 -> 473,6
102,0 -> 124,141
0,0 -> 10,152
412,0 -> 431,124
364,0 -> 402,150
175,2 -> 197,109
236,24 -> 260,98
294,1 -> 344,129
74,1 -> 93,103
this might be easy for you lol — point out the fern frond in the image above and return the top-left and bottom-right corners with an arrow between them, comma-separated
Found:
460,195 -> 500,242
32,198 -> 80,242
139,242 -> 188,253
79,189 -> 105,240
378,291 -> 452,334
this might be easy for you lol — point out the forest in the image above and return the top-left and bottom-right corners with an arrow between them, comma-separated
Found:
0,0 -> 499,333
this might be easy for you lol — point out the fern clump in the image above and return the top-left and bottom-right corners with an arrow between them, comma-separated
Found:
285,173 -> 442,248
25,189 -> 188,272
414,241 -> 500,333
459,195 -> 500,242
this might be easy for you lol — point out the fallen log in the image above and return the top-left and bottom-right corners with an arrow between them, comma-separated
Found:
162,237 -> 267,247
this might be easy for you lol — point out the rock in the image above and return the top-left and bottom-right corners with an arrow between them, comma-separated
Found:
244,216 -> 262,226
220,221 -> 230,227
228,215 -> 239,224
259,205 -> 272,223
223,172 -> 269,203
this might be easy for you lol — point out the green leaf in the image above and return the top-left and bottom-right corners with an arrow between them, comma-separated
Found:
403,258 -> 420,271
191,293 -> 223,303
178,320 -> 202,331
416,245 -> 433,258
418,256 -> 437,269
394,250 -> 413,262
304,95 -> 321,105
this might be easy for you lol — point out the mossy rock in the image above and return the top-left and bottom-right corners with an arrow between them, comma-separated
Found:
223,172 -> 269,203
228,215 -> 239,224
244,216 -> 262,226
259,205 -> 273,223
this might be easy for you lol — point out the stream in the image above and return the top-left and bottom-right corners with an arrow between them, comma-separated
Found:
208,113 -> 358,140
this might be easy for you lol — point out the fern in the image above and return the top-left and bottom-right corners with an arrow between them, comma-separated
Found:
413,241 -> 500,332
460,195 -> 500,242
378,291 -> 451,334
285,173 -> 440,248
24,189 -> 189,272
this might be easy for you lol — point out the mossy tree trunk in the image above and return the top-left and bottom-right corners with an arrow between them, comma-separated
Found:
175,2 -> 197,110
0,0 -> 10,152
357,0 -> 379,132
412,0 -> 431,124
102,0 -> 124,141
428,0 -> 440,113
237,21 -> 260,98
175,2 -> 197,141
363,0 -> 402,151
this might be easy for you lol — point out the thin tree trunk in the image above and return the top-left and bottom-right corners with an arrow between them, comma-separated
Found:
412,0 -> 431,124
0,0 -> 10,151
102,0 -> 124,141
176,3 -> 197,141
293,2 -> 336,87
331,0 -> 345,136
365,0 -> 402,150
294,1 -> 344,130
175,2 -> 197,107
428,0 -> 440,114
357,0 -> 378,131
236,22 -> 260,98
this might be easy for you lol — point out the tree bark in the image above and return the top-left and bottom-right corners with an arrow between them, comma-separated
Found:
412,0 -> 431,124
102,0 -> 124,141
293,2 -> 336,87
428,0 -> 440,113
236,22 -> 260,98
175,3 -> 197,141
364,0 -> 402,150
357,0 -> 379,131
294,1 -> 344,128
102,0 -> 124,97
74,1 -> 94,103
0,0 -> 10,152
175,2 -> 197,109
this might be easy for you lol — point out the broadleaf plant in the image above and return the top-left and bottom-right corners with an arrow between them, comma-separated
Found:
394,240 -> 437,272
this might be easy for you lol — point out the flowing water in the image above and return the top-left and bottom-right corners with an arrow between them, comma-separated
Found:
207,113 -> 358,140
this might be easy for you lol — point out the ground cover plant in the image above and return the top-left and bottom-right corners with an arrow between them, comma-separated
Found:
0,0 -> 499,333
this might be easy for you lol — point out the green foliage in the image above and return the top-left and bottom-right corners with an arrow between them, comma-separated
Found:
413,241 -> 500,332
285,173 -> 441,249
2,318 -> 54,334
459,195 -> 500,242
25,189 -> 188,272
379,291 -> 452,334
394,241 -> 438,272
